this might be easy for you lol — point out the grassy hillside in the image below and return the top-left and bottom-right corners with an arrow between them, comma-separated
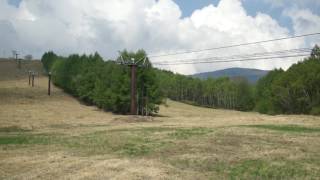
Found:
0,65 -> 320,179
0,59 -> 44,81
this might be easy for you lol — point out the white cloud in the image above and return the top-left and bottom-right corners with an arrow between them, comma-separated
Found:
0,0 -> 316,74
262,0 -> 320,9
284,8 -> 320,47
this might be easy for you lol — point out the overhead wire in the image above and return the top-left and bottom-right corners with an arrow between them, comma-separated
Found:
153,54 -> 310,66
151,48 -> 312,64
148,32 -> 320,58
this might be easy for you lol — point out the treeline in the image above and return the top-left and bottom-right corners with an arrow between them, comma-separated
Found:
41,50 -> 162,115
156,70 -> 254,111
41,45 -> 320,116
156,45 -> 320,115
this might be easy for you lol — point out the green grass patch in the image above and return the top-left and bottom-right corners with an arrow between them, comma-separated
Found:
0,127 -> 214,157
50,124 -> 111,129
108,126 -> 214,142
0,133 -> 59,145
76,127 -> 213,156
242,124 -> 320,133
115,138 -> 168,157
0,126 -> 213,157
64,130 -> 171,157
108,127 -> 174,134
228,159 -> 313,180
169,158 -> 319,179
169,158 -> 219,172
169,127 -> 214,139
0,136 -> 29,145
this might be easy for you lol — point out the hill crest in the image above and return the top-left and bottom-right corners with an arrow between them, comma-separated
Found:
192,67 -> 269,83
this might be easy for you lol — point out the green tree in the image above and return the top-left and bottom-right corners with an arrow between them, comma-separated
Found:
254,69 -> 284,114
41,51 -> 58,72
311,44 -> 320,59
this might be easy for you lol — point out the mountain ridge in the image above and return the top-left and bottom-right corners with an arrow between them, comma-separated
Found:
192,67 -> 269,83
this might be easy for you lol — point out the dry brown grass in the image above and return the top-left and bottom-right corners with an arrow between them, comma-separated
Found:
1,61 -> 320,179
0,59 -> 43,81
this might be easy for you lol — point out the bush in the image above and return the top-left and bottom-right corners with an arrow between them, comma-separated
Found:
310,106 -> 320,116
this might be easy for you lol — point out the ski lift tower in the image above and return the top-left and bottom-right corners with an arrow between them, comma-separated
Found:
117,54 -> 147,115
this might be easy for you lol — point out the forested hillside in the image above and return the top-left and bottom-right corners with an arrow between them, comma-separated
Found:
192,68 -> 269,83
41,45 -> 320,116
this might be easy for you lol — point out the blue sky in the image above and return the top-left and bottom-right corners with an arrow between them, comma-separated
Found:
174,0 -> 219,16
7,0 -> 21,7
174,0 -> 320,33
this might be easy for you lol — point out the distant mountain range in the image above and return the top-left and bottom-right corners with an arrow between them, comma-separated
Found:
192,68 -> 270,83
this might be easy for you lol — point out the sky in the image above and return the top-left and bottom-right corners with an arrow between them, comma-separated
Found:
1,0 -> 320,74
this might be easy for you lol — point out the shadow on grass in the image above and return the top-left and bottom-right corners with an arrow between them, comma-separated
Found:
0,126 -> 31,133
151,114 -> 170,118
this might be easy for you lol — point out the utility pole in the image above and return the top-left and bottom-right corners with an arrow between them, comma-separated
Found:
32,72 -> 35,87
130,64 -> 137,115
48,72 -> 51,96
28,70 -> 31,85
117,55 -> 147,115
15,52 -> 21,69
